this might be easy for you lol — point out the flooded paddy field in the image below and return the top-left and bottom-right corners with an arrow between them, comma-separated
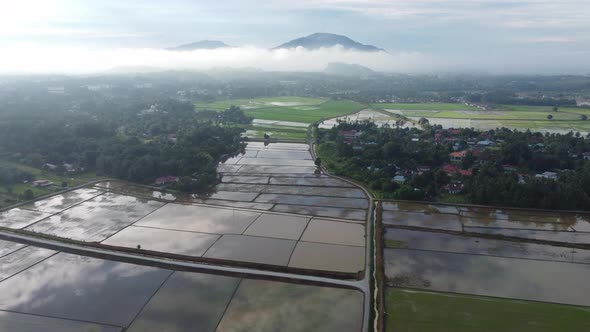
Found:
26,192 -> 166,242
383,200 -> 590,330
0,240 -> 364,332
382,201 -> 590,243
385,248 -> 590,306
2,142 -> 367,274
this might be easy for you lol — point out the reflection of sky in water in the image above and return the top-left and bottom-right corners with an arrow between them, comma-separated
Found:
26,193 -> 165,242
0,311 -> 121,332
0,253 -> 172,327
384,229 -> 590,263
21,188 -> 103,213
136,203 -> 260,234
127,272 -> 240,332
385,249 -> 590,306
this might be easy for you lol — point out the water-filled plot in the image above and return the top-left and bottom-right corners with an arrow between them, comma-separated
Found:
0,208 -> 52,229
126,272 -> 240,332
0,311 -> 122,332
0,246 -> 56,281
20,188 -> 103,213
384,248 -> 590,306
385,228 -> 590,264
0,253 -> 172,327
27,193 -> 165,242
135,203 -> 261,234
102,226 -> 220,256
0,239 -> 26,257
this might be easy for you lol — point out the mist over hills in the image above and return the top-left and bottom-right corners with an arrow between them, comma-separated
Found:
168,40 -> 230,51
169,33 -> 384,52
273,33 -> 384,52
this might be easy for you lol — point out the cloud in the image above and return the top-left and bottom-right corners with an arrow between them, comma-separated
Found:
0,45 -> 432,74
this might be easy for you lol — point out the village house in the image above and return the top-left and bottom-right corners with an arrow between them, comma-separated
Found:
535,171 -> 558,180
442,164 -> 473,177
33,180 -> 54,187
338,130 -> 363,141
449,150 -> 468,163
392,175 -> 406,184
43,163 -> 57,171
583,152 -> 590,161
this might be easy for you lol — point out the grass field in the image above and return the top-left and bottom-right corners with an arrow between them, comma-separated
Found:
386,288 -> 590,332
0,159 -> 102,208
196,97 -> 365,124
374,103 -> 478,111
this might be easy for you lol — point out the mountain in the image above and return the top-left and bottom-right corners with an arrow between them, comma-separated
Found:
324,62 -> 378,77
274,33 -> 383,52
168,40 -> 230,51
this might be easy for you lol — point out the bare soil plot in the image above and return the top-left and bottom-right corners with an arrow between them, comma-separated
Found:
203,234 -> 296,266
216,279 -> 363,332
300,219 -> 365,247
243,214 -> 310,240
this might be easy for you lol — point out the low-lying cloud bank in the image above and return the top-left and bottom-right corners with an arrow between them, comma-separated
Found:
0,45 -> 430,74
0,45 -> 587,75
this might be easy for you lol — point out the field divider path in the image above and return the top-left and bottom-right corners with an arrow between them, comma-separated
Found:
0,229 -> 364,290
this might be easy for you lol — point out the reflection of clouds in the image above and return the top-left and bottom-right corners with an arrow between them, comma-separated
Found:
27,193 -> 164,242
0,253 -> 170,326
385,249 -> 590,306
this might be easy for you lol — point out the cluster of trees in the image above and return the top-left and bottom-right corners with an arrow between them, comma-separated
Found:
0,94 -> 249,192
0,166 -> 34,186
317,121 -> 590,210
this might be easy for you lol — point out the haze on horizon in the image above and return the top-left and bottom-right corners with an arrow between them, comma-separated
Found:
1,0 -> 589,75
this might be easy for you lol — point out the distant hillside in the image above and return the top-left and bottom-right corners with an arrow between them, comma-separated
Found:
274,33 -> 383,52
325,62 -> 378,76
168,40 -> 230,51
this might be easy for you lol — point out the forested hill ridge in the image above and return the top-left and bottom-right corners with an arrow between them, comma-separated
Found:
316,121 -> 590,211
0,97 -> 251,194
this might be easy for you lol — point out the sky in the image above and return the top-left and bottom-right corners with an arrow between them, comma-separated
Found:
0,0 -> 589,74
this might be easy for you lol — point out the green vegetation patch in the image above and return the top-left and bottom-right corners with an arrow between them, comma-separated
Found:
374,103 -> 478,111
385,288 -> 590,332
384,239 -> 408,248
